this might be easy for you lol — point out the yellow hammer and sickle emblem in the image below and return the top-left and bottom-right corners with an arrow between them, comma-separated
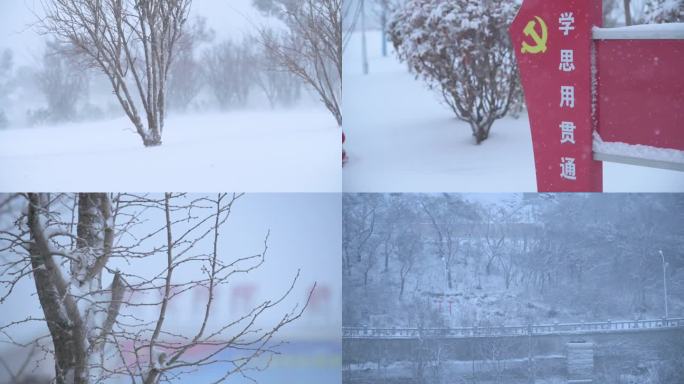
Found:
521,16 -> 548,54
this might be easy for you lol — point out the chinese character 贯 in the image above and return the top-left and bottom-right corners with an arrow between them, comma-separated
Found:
559,12 -> 575,36
560,49 -> 575,72
560,121 -> 576,144
560,157 -> 577,180
560,86 -> 575,108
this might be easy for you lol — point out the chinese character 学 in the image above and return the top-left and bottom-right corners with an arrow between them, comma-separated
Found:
559,12 -> 575,36
560,86 -> 575,108
560,157 -> 577,180
560,49 -> 575,72
560,121 -> 576,144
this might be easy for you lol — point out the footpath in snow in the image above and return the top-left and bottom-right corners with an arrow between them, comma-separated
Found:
342,30 -> 684,192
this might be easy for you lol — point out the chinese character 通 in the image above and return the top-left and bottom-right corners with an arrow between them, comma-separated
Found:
560,86 -> 575,108
560,157 -> 577,180
560,49 -> 575,72
560,121 -> 576,144
559,12 -> 575,36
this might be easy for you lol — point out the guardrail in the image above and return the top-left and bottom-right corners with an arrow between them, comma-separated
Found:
343,318 -> 684,339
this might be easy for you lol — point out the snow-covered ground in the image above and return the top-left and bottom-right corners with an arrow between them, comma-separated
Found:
0,108 -> 341,192
343,31 -> 684,192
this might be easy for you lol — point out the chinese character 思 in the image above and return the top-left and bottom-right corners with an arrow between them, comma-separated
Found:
560,86 -> 575,108
559,49 -> 575,72
559,12 -> 575,36
560,121 -> 576,144
560,157 -> 577,180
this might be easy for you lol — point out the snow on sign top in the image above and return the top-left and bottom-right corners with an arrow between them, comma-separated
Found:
593,22 -> 684,40
593,132 -> 684,172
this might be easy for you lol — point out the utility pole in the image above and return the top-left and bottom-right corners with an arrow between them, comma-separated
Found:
361,0 -> 369,75
381,2 -> 388,57
623,0 -> 632,25
659,250 -> 669,318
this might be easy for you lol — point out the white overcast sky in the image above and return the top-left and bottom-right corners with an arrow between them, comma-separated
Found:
0,0 -> 274,67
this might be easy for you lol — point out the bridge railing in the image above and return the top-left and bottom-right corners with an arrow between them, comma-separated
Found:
342,318 -> 684,339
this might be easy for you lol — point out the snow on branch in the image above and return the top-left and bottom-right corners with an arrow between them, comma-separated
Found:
0,193 -> 313,384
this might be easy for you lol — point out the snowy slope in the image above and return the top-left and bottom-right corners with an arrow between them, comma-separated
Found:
343,31 -> 684,192
0,109 -> 341,192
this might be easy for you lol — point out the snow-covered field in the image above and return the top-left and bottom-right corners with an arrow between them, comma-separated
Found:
343,31 -> 684,192
0,108 -> 341,192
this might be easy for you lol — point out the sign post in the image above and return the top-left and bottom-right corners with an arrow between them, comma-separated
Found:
510,0 -> 684,192
511,0 -> 603,192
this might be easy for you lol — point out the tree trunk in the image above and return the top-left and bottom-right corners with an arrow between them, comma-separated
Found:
623,0 -> 632,25
399,277 -> 405,298
142,126 -> 162,147
472,122 -> 492,144
29,195 -> 89,384
381,9 -> 388,57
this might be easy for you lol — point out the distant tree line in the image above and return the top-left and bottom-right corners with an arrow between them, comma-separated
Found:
343,194 -> 684,329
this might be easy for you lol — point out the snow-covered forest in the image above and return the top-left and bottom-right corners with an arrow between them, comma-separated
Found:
0,0 -> 341,192
342,0 -> 684,192
343,193 -> 684,383
0,193 -> 341,384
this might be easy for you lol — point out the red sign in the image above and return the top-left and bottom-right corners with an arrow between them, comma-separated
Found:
596,39 -> 684,151
512,0 -> 684,190
510,0 -> 603,192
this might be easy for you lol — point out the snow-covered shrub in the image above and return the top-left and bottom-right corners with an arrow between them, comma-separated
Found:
644,0 -> 683,23
389,0 -> 520,144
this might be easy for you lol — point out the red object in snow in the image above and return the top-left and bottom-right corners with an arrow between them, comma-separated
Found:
342,131 -> 348,165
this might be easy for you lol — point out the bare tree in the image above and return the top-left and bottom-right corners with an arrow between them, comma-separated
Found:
36,41 -> 88,123
0,193 -> 312,384
419,195 -> 480,290
39,0 -> 192,146
167,17 -> 214,112
203,39 -> 257,109
258,0 -> 342,126
396,228 -> 421,299
342,195 -> 379,277
255,30 -> 302,109
0,49 -> 13,128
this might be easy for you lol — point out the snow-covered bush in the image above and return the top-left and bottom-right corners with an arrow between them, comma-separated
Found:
389,0 -> 520,144
644,0 -> 683,23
